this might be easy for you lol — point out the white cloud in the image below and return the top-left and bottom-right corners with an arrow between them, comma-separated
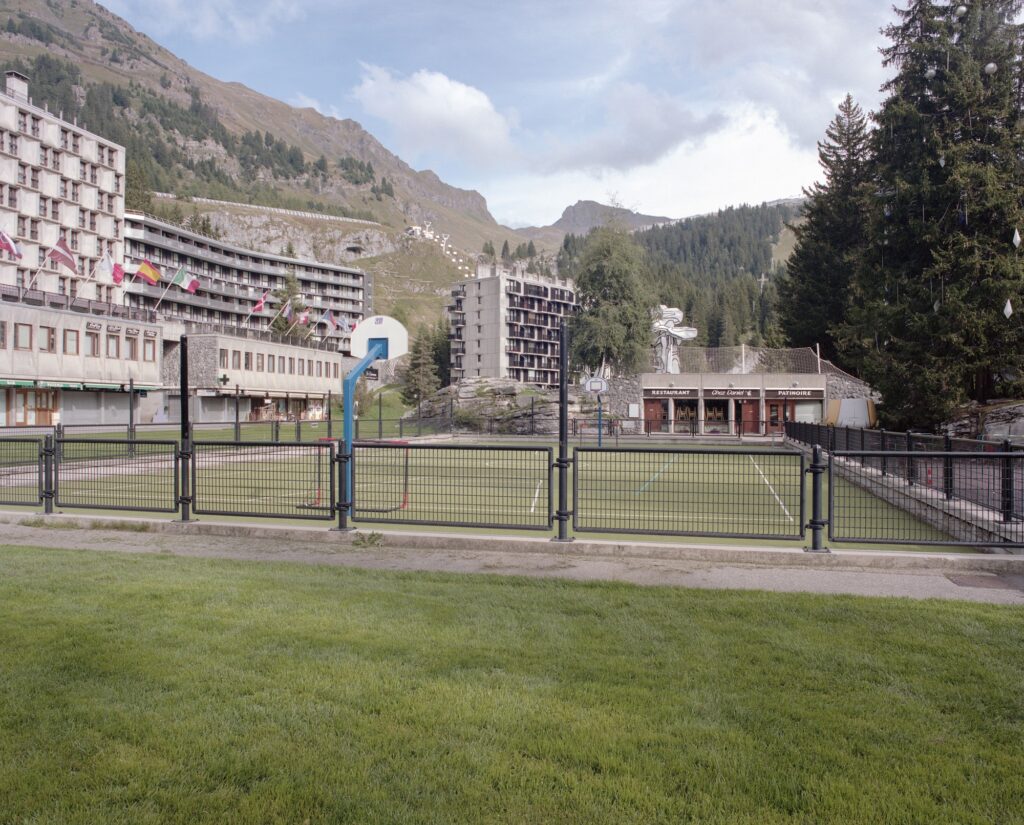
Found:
541,83 -> 726,173
351,65 -> 519,169
487,106 -> 818,228
103,0 -> 310,44
291,92 -> 342,120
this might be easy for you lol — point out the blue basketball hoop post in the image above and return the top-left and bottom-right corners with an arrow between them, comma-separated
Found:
342,338 -> 388,518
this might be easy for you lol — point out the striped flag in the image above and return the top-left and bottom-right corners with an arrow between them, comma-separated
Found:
46,237 -> 77,274
135,260 -> 161,285
0,229 -> 22,259
338,314 -> 352,334
282,302 -> 293,321
169,266 -> 200,294
321,309 -> 337,330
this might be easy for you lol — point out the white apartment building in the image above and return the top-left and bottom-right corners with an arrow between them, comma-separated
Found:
0,71 -> 124,304
449,263 -> 576,389
123,212 -> 366,354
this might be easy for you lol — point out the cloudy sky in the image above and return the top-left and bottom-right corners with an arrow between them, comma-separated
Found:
102,0 -> 897,227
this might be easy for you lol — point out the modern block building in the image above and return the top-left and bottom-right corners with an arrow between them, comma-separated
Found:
123,211 -> 366,353
0,70 -> 125,303
449,262 -> 576,389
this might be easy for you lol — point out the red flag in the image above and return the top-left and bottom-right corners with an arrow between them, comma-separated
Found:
299,311 -> 310,325
253,291 -> 269,313
135,260 -> 161,285
112,263 -> 125,284
0,229 -> 22,259
46,237 -> 77,274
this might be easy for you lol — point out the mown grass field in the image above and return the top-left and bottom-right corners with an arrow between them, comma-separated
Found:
0,546 -> 1022,824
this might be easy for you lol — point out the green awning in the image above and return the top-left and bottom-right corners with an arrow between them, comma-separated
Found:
83,383 -> 122,390
0,379 -> 35,388
37,381 -> 83,390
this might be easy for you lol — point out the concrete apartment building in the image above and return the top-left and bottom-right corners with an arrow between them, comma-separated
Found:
449,263 -> 576,389
122,211 -> 367,353
0,71 -> 366,427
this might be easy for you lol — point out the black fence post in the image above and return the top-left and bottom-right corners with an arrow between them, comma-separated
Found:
295,419 -> 302,442
178,335 -> 191,523
1001,439 -> 1014,523
42,433 -> 54,515
332,445 -> 351,531
553,320 -> 572,542
272,419 -> 280,443
944,434 -> 954,500
906,430 -> 915,486
807,444 -> 827,552
234,385 -> 241,441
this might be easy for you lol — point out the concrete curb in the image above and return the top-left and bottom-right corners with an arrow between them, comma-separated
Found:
3,511 -> 1023,574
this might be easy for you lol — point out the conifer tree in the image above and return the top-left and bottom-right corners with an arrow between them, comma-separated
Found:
399,326 -> 440,405
838,0 -> 1024,427
779,94 -> 870,363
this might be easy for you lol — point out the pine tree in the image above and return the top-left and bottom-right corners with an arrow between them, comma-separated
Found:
839,0 -> 1024,428
779,94 -> 870,363
399,326 -> 440,405
500,240 -> 511,262
527,240 -> 537,258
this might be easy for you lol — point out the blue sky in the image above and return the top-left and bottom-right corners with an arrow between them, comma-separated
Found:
102,0 -> 896,227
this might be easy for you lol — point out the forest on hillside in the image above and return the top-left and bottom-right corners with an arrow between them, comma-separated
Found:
557,202 -> 800,348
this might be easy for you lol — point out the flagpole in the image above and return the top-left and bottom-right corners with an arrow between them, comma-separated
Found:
24,260 -> 49,291
152,278 -> 176,312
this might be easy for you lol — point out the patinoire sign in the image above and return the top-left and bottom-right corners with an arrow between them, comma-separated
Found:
766,388 -> 825,399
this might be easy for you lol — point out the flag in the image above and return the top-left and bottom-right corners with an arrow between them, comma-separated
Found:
299,310 -> 310,325
1005,299 -> 1014,319
0,229 -> 22,259
46,237 -> 77,274
253,290 -> 270,313
135,259 -> 161,285
170,266 -> 200,294
282,302 -> 293,321
97,252 -> 125,284
338,315 -> 352,334
321,309 -> 337,330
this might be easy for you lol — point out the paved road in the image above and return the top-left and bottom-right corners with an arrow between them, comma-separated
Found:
2,516 -> 1023,605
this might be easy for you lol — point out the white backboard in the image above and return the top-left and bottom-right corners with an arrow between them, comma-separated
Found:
349,315 -> 409,360
584,376 -> 609,394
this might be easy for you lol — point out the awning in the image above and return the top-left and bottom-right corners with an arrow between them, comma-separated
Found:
83,383 -> 122,390
0,379 -> 35,388
37,381 -> 84,390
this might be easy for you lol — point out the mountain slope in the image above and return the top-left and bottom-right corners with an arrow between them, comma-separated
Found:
519,200 -> 674,248
0,0 -> 527,252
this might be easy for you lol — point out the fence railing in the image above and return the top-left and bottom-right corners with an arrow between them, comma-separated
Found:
351,443 -> 553,530
574,447 -> 805,539
3,431 -> 1022,549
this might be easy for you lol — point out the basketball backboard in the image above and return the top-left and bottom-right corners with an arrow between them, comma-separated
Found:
349,315 -> 408,360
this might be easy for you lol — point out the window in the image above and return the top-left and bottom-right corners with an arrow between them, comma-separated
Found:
61,129 -> 69,149
143,339 -> 156,362
50,201 -> 59,221
52,150 -> 60,171
16,164 -> 25,185
231,350 -> 241,369
278,356 -> 285,372
9,134 -> 18,155
71,183 -> 80,203
267,354 -> 275,373
30,116 -> 40,138
298,359 -> 305,376
60,179 -> 69,199
0,320 -> 6,348
243,352 -> 252,370
72,134 -> 80,153
7,187 -> 17,208
17,112 -> 26,133
85,332 -> 100,357
256,353 -> 264,371
307,359 -> 313,376
114,174 -> 122,194
17,217 -> 26,237
39,327 -> 56,352
38,197 -> 46,217
288,358 -> 295,374
333,363 -> 338,379
70,231 -> 79,251
29,220 -> 39,241
106,334 -> 120,358
14,323 -> 32,350
63,330 -> 79,355
125,337 -> 138,361
219,348 -> 228,369
30,168 -> 39,189
316,361 -> 322,378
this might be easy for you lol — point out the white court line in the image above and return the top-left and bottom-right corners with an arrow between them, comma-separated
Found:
749,455 -> 794,522
636,454 -> 682,494
530,479 -> 543,513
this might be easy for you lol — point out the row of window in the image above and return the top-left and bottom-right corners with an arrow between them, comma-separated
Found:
12,111 -> 119,165
0,320 -> 156,361
219,348 -> 340,379
1,183 -> 122,224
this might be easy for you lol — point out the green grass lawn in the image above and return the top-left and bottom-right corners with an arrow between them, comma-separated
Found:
0,547 -> 1022,824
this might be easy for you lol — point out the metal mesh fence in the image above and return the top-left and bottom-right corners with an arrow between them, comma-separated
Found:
351,443 -> 552,530
0,438 -> 42,506
830,452 -> 1023,547
574,447 -> 805,539
192,441 -> 336,520
55,439 -> 179,512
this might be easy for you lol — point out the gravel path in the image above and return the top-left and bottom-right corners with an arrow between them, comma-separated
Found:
2,516 -> 1023,605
